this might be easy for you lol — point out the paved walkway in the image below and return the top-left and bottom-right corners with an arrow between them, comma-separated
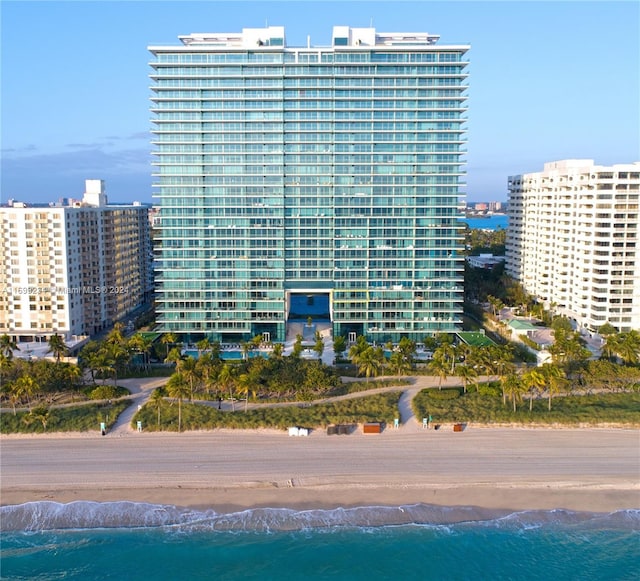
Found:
107,377 -> 170,436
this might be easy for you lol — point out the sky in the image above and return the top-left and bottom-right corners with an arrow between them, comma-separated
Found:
1,0 -> 638,204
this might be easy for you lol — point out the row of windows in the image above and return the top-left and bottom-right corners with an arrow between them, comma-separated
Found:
157,174 -> 461,184
158,162 -> 461,174
153,122 -> 464,136
153,89 -> 464,101
155,77 -> 466,88
155,153 -> 462,164
154,52 -> 464,65
153,65 -> 465,77
153,130 -> 466,144
153,87 -> 464,100
154,144 -> 465,156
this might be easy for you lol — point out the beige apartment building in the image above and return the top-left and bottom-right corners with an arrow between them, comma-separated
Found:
0,180 -> 153,342
506,160 -> 640,332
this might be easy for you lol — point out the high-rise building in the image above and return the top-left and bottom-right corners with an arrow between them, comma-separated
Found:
0,180 -> 153,342
150,26 -> 469,344
506,160 -> 640,332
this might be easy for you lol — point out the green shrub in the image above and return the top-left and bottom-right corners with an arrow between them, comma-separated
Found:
0,401 -> 131,434
413,388 -> 640,426
425,388 -> 461,400
477,383 -> 502,397
134,392 -> 401,432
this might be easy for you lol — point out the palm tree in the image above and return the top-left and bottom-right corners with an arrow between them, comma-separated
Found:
161,332 -> 178,358
487,295 -> 504,318
166,373 -> 190,432
196,352 -> 216,394
217,364 -> 235,411
617,331 -> 640,366
397,337 -> 417,362
106,341 -> 129,389
47,334 -> 68,363
521,368 -> 546,411
387,351 -> 412,376
0,353 -> 14,381
348,335 -> 369,366
434,343 -> 456,373
107,322 -> 126,345
428,355 -> 450,390
148,387 -> 165,429
6,381 -> 21,415
601,333 -> 622,362
177,356 -> 200,402
502,374 -> 524,412
25,406 -> 50,431
236,373 -> 251,412
356,346 -> 385,379
0,334 -> 19,360
455,364 -> 478,394
164,347 -> 182,366
540,363 -> 566,411
13,375 -> 39,411
195,338 -> 211,357
127,334 -> 152,371
271,343 -> 284,359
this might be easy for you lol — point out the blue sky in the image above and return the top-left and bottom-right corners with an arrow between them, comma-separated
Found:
1,0 -> 638,204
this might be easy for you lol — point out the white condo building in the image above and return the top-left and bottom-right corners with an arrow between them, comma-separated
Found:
0,180 -> 153,342
506,160 -> 640,332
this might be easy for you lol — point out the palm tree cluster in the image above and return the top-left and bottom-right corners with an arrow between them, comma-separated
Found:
0,335 -> 83,414
600,328 -> 640,366
79,324 -> 156,386
159,347 -> 342,425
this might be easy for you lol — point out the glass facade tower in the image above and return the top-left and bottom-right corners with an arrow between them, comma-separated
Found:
150,26 -> 469,344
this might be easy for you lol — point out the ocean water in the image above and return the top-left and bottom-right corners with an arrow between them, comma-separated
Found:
2,502 -> 638,581
464,214 -> 509,230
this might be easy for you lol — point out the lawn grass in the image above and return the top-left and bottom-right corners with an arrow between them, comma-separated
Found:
412,388 -> 640,426
135,392 -> 401,432
0,401 -> 131,434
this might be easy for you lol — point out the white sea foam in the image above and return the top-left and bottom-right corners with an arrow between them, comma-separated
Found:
1,501 -> 638,533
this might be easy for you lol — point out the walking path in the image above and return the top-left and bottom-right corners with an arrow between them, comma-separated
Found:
106,377 -> 170,436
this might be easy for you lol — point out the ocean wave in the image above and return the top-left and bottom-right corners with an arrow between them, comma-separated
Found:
1,501 -> 638,533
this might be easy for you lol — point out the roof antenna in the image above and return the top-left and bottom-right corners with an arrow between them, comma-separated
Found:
370,17 -> 373,27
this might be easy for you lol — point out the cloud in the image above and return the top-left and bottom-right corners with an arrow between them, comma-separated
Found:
104,131 -> 150,141
1,145 -> 153,203
0,144 -> 38,154
4,146 -> 150,174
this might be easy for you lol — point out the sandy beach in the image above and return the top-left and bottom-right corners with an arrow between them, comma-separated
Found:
1,426 -> 638,514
